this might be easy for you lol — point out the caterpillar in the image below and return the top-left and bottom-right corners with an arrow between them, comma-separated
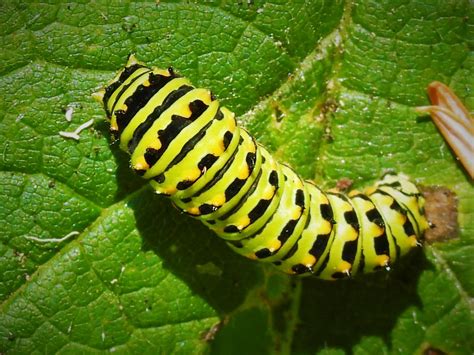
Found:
93,55 -> 429,280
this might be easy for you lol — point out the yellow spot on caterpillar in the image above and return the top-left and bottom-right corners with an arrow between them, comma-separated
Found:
133,158 -> 149,171
291,207 -> 302,220
234,216 -> 250,230
420,216 -> 430,232
374,255 -> 390,267
110,120 -> 119,132
187,207 -> 200,216
398,213 -> 407,225
262,186 -> 275,200
238,165 -> 249,179
187,167 -> 201,181
365,186 -> 377,195
320,220 -> 332,234
372,224 -> 384,236
210,193 -> 225,206
336,261 -> 352,273
247,254 -> 258,260
142,79 -> 151,87
268,239 -> 281,252
409,236 -> 418,247
147,139 -> 162,151
246,141 -> 256,153
345,228 -> 358,241
210,141 -> 225,156
163,186 -> 177,195
302,254 -> 316,267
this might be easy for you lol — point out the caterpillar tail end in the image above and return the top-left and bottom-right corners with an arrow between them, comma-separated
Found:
416,81 -> 474,179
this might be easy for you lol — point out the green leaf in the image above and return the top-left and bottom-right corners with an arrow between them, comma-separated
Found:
1,1 -> 472,354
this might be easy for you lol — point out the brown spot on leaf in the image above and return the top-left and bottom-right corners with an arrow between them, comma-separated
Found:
336,177 -> 353,191
321,98 -> 338,115
271,101 -> 286,123
422,186 -> 458,243
201,317 -> 228,342
422,345 -> 447,355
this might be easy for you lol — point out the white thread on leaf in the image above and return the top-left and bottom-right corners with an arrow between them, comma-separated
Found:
59,119 -> 94,141
25,231 -> 80,243
74,119 -> 95,134
64,106 -> 74,122
59,131 -> 81,140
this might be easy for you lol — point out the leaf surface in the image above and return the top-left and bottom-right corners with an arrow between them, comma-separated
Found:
0,1 -> 472,354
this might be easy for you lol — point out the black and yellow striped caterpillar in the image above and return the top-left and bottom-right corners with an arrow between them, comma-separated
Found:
93,55 -> 429,280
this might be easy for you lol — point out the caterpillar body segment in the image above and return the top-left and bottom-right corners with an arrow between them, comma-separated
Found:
228,164 -> 310,261
95,56 -> 428,280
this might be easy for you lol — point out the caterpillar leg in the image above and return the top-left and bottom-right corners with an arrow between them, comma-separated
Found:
416,81 -> 474,179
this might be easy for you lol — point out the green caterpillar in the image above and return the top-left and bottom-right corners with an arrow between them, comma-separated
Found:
93,55 -> 429,280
